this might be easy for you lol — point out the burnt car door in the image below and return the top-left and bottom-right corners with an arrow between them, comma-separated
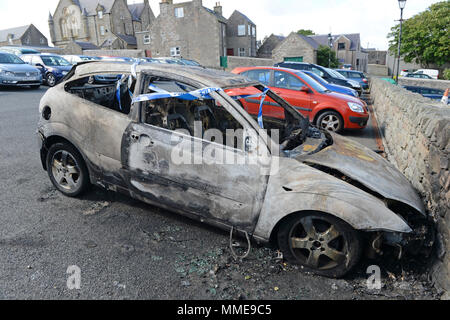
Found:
121,76 -> 270,232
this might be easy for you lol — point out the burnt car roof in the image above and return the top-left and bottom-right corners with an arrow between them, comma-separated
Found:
72,61 -> 260,89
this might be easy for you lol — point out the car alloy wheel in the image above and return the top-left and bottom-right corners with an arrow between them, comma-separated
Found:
317,111 -> 343,133
46,143 -> 89,197
278,212 -> 361,278
46,73 -> 56,87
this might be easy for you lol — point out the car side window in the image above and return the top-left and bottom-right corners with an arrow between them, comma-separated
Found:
311,67 -> 324,77
64,74 -> 133,115
245,70 -> 271,86
274,71 -> 305,90
140,76 -> 244,149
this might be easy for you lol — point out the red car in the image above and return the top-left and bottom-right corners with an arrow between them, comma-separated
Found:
229,67 -> 369,132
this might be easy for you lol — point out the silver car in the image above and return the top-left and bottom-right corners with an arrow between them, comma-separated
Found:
37,62 -> 433,278
0,51 -> 42,88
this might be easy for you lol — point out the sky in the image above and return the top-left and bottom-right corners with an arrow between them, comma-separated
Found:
0,0 -> 443,50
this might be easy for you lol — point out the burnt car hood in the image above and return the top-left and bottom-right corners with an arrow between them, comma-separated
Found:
296,134 -> 426,215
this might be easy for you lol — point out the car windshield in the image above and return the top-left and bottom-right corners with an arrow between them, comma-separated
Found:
0,53 -> 25,64
294,71 -> 328,93
181,59 -> 200,66
41,56 -> 71,66
305,71 -> 329,85
327,68 -> 347,80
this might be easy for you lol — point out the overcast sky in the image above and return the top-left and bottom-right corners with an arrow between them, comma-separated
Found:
0,0 -> 442,50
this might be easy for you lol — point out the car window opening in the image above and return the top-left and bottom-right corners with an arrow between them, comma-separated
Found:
64,75 -> 134,115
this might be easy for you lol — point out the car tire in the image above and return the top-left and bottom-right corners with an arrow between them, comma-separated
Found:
277,212 -> 362,278
316,111 -> 344,133
46,73 -> 57,87
46,142 -> 90,197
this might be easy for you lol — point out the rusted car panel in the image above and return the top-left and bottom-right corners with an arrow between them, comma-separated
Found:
295,133 -> 426,215
253,157 -> 412,243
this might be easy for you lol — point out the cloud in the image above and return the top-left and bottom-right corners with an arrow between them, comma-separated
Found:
0,0 -> 442,50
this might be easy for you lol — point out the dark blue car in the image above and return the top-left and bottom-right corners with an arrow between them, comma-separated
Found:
21,54 -> 72,87
335,69 -> 369,91
303,71 -> 359,98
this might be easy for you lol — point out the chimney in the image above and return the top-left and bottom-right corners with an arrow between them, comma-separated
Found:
160,0 -> 173,15
192,0 -> 203,8
213,2 -> 222,15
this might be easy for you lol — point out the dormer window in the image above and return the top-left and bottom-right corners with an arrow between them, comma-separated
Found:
98,11 -> 103,19
338,43 -> 345,50
175,7 -> 184,18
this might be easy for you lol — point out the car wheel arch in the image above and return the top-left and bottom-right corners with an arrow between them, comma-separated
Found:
41,135 -> 90,181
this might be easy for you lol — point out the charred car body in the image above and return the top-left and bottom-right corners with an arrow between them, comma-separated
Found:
37,62 -> 433,277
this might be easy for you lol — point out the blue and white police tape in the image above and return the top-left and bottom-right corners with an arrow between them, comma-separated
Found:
257,88 -> 270,129
132,87 -> 223,104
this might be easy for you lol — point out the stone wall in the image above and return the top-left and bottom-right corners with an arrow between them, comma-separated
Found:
371,78 -> 450,294
83,49 -> 144,58
225,56 -> 274,72
399,78 -> 450,91
367,64 -> 389,76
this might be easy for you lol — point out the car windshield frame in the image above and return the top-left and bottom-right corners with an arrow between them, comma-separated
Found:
41,55 -> 71,67
0,53 -> 26,64
327,68 -> 347,80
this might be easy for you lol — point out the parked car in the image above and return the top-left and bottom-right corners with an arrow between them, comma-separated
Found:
154,57 -> 186,65
303,70 -> 359,98
403,73 -> 434,80
402,85 -> 448,103
275,62 -> 362,95
98,56 -> 136,63
138,57 -> 162,64
231,67 -> 368,133
21,54 -> 72,87
37,62 -> 431,278
63,55 -> 100,64
414,69 -> 439,80
335,69 -> 369,91
0,51 -> 42,88
0,46 -> 40,56
342,64 -> 353,70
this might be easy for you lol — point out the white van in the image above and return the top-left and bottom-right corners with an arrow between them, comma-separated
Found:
414,69 -> 439,80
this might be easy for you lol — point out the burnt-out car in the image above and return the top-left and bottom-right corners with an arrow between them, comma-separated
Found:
37,62 -> 432,278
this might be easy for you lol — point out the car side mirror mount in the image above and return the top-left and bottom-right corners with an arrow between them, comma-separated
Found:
36,63 -> 44,68
300,86 -> 310,93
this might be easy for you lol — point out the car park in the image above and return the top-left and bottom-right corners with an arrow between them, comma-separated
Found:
402,85 -> 448,103
21,54 -> 72,87
275,62 -> 362,96
37,62 -> 432,278
303,70 -> 359,97
335,69 -> 369,91
231,66 -> 369,133
0,51 -> 42,88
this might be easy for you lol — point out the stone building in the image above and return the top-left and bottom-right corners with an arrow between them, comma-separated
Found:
137,0 -> 257,68
49,0 -> 155,50
272,32 -> 319,64
0,24 -> 48,47
226,10 -> 257,57
257,34 -> 285,59
366,49 -> 387,65
272,32 -> 369,71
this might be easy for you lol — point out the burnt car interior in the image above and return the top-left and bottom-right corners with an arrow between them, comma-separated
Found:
64,74 -> 134,115
140,76 -> 244,148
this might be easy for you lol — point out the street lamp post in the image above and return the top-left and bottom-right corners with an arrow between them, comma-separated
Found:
328,33 -> 333,68
395,0 -> 407,83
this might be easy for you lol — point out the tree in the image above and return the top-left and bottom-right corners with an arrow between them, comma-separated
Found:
317,45 -> 339,68
297,29 -> 315,36
387,1 -> 450,68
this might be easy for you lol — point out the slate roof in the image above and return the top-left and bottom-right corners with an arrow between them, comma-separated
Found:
231,10 -> 256,26
203,7 -> 228,23
128,3 -> 145,21
309,33 -> 361,51
116,34 -> 137,46
298,34 -> 320,50
74,41 -> 99,50
0,25 -> 30,42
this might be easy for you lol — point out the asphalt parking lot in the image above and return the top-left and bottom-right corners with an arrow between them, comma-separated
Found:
0,86 -> 438,300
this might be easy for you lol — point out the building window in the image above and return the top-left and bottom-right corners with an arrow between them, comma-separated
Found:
252,26 -> 256,37
170,47 -> 181,57
238,48 -> 246,57
143,35 -> 151,45
98,11 -> 103,19
338,43 -> 345,50
175,7 -> 184,18
40,38 -> 46,44
100,26 -> 105,36
248,25 -> 251,35
238,25 -> 245,36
